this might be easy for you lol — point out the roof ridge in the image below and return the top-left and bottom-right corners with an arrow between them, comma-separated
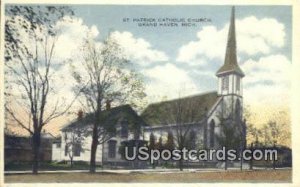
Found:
65,104 -> 133,123
141,91 -> 219,126
61,104 -> 143,131
145,90 -> 217,107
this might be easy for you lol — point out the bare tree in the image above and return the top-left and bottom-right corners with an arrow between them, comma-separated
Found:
246,123 -> 262,170
4,6 -> 74,174
215,115 -> 243,170
262,120 -> 290,147
71,34 -> 146,173
213,99 -> 246,170
151,94 -> 207,171
64,127 -> 85,167
247,123 -> 262,146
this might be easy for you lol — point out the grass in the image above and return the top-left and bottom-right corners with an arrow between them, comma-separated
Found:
5,169 -> 292,183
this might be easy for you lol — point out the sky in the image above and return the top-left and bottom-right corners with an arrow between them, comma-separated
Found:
70,5 -> 292,105
5,5 -> 292,138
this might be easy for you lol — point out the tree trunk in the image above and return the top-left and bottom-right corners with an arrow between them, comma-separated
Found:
240,148 -> 243,171
89,137 -> 98,173
224,151 -> 227,170
273,143 -> 276,170
178,145 -> 184,171
240,156 -> 243,170
250,143 -> 253,170
90,106 -> 101,173
32,131 -> 41,174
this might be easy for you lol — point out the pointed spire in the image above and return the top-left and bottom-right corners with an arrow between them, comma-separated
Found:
216,7 -> 244,77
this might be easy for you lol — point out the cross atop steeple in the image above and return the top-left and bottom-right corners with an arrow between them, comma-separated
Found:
216,7 -> 244,77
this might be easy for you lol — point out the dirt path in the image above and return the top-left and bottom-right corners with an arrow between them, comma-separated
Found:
5,169 -> 292,183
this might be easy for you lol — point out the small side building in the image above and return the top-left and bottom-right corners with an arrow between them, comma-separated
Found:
52,104 -> 147,167
5,132 -> 54,165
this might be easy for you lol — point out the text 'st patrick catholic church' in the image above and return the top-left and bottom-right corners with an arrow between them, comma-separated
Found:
52,7 -> 246,167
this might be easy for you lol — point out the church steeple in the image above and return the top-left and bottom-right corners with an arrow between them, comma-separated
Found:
216,7 -> 244,77
217,7 -> 244,97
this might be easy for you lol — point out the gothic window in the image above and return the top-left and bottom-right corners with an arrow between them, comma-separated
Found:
149,133 -> 156,149
203,124 -> 208,148
236,77 -> 240,91
108,140 -> 117,158
235,99 -> 241,122
120,120 -> 128,138
222,76 -> 229,91
73,143 -> 81,157
209,120 -> 215,147
189,130 -> 196,149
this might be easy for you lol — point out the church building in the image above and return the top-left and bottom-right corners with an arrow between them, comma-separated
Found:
52,7 -> 246,167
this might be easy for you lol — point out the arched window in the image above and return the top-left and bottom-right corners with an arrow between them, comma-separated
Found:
203,124 -> 208,148
235,99 -> 241,121
209,120 -> 215,147
108,140 -> 117,158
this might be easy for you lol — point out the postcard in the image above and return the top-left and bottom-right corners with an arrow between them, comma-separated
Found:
1,0 -> 300,186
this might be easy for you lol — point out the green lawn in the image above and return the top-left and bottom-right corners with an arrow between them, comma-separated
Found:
5,169 -> 292,183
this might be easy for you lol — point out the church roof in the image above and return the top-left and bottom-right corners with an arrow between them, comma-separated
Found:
141,91 -> 219,126
62,104 -> 146,131
216,7 -> 244,77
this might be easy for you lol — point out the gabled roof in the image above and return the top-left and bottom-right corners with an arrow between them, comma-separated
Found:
216,7 -> 244,77
141,91 -> 219,126
62,104 -> 146,131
